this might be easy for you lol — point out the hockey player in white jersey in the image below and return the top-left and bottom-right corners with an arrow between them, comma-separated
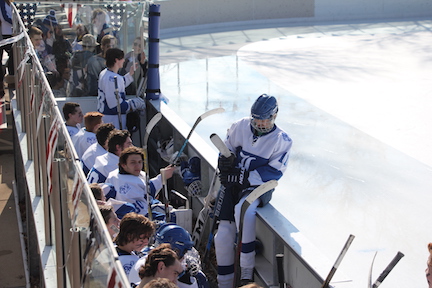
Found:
81,123 -> 115,175
87,129 -> 133,184
72,111 -> 103,158
105,146 -> 175,218
214,94 -> 292,287
62,102 -> 83,137
97,47 -> 145,129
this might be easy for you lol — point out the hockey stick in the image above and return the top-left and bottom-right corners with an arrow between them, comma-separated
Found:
202,133 -> 232,265
368,252 -> 378,288
276,253 -> 285,288
160,167 -> 171,222
191,168 -> 218,246
371,251 -> 404,288
234,180 -> 279,287
171,107 -> 225,164
143,112 -> 162,220
321,234 -> 355,288
114,76 -> 123,129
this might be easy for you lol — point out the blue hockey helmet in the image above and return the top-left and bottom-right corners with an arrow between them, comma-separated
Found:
155,223 -> 194,259
250,94 -> 278,133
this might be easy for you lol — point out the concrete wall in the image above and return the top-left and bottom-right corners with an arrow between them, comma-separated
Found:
156,0 -> 432,33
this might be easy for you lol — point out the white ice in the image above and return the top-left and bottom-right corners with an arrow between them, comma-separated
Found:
160,19 -> 432,288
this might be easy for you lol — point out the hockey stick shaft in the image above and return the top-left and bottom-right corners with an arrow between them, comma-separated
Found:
368,251 -> 378,288
172,108 -> 225,163
276,254 -> 285,288
371,251 -> 404,288
191,167 -> 218,246
114,76 -> 122,130
160,167 -> 170,222
203,132 -> 231,263
143,112 -> 162,220
321,234 -> 355,288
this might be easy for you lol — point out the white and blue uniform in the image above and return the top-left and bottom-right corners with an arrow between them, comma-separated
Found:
72,129 -> 97,159
66,124 -> 81,137
116,247 -> 141,285
97,68 -> 133,129
87,152 -> 119,184
81,142 -> 107,176
105,170 -> 162,217
215,117 -> 292,288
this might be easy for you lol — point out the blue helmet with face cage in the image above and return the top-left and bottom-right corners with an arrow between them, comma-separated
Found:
250,94 -> 278,133
155,223 -> 194,259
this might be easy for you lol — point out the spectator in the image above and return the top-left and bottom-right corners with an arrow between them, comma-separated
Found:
86,34 -> 117,96
71,24 -> 89,52
0,0 -> 14,95
70,33 -> 98,96
46,71 -> 66,98
427,243 -> 432,288
120,37 -> 148,96
52,25 -> 72,70
91,8 -> 116,46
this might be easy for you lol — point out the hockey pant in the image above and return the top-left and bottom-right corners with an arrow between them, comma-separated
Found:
215,195 -> 260,288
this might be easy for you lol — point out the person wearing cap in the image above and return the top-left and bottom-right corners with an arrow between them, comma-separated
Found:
86,34 -> 117,96
70,34 -> 98,96
72,24 -> 89,52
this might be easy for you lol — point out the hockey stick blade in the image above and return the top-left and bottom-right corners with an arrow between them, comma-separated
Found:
143,112 -> 162,149
210,133 -> 231,157
321,234 -> 355,288
371,251 -> 404,288
235,180 -> 278,287
172,108 -> 225,163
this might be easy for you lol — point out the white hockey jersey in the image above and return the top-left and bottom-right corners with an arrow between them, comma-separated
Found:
105,170 -> 162,216
225,117 -> 292,187
81,142 -> 106,175
72,129 -> 97,159
87,152 -> 119,184
97,68 -> 133,129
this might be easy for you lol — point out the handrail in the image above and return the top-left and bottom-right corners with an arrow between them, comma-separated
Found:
8,2 -> 152,287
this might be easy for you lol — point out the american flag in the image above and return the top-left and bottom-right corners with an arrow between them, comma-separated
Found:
104,3 -> 127,29
63,3 -> 81,28
15,3 -> 37,28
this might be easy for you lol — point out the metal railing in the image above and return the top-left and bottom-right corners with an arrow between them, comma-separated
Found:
9,2 -> 152,287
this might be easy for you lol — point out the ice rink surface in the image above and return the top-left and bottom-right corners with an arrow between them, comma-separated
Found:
159,19 -> 432,287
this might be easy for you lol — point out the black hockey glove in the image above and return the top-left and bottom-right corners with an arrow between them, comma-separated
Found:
217,153 -> 236,173
219,167 -> 249,190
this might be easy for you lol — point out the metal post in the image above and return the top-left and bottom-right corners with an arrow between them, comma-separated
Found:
41,114 -> 52,245
146,4 -> 161,100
